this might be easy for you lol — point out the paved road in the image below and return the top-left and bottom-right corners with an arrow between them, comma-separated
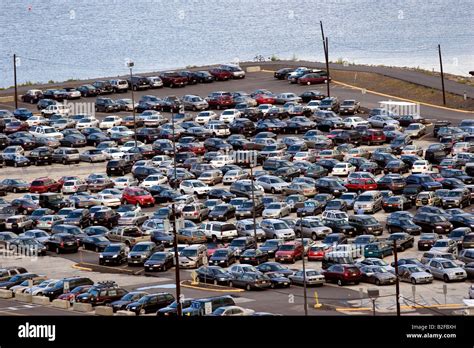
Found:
242,61 -> 474,99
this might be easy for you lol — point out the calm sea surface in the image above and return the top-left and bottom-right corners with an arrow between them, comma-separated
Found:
0,0 -> 473,87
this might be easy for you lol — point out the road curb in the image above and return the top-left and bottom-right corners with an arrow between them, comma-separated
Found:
260,69 -> 474,114
180,280 -> 244,293
72,264 -> 93,271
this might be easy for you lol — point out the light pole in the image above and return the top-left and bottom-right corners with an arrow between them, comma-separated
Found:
298,213 -> 308,316
127,60 -> 137,147
13,54 -> 18,109
171,110 -> 182,316
248,151 -> 258,244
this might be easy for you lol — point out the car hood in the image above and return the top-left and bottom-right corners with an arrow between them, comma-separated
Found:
412,271 -> 432,278
111,300 -> 131,307
126,301 -> 142,309
101,252 -> 119,257
145,259 -> 165,266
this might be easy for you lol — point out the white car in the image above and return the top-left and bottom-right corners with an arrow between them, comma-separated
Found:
211,305 -> 255,316
411,160 -> 432,174
99,115 -> 122,129
62,179 -> 87,194
29,125 -> 64,139
96,193 -> 121,208
179,180 -> 211,196
306,100 -> 321,112
341,117 -> 369,129
107,126 -> 134,136
258,104 -> 272,115
206,123 -> 230,137
147,76 -> 163,88
41,104 -> 70,117
112,176 -> 138,189
142,114 -> 167,127
293,152 -> 314,162
139,174 -> 168,188
331,162 -> 356,176
151,155 -> 171,166
75,117 -> 99,129
195,111 -> 218,124
26,115 -> 48,126
210,155 -> 234,168
367,115 -> 399,128
102,148 -> 125,160
120,140 -> 145,152
321,210 -> 349,223
219,109 -> 241,123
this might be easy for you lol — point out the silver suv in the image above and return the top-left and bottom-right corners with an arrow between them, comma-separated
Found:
182,95 -> 209,111
181,203 -> 209,222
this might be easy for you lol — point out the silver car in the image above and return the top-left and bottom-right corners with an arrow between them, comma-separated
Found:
398,265 -> 433,284
294,218 -> 332,240
289,269 -> 325,286
426,258 -> 467,282
274,93 -> 302,105
79,149 -> 107,163
235,219 -> 266,240
182,95 -> 209,111
260,219 -> 295,241
256,175 -> 290,194
262,202 -> 291,219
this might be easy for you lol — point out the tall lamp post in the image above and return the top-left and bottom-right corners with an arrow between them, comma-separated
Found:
171,110 -> 182,316
298,213 -> 308,316
127,60 -> 137,147
248,151 -> 258,244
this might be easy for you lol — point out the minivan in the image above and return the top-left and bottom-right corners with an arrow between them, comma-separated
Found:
353,191 -> 383,214
179,244 -> 207,269
43,277 -> 94,300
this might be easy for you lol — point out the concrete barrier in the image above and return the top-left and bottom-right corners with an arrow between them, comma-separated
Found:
73,302 -> 93,313
246,66 -> 261,73
52,299 -> 70,309
14,292 -> 32,303
116,310 -> 136,316
32,296 -> 50,306
94,306 -> 114,316
0,289 -> 13,299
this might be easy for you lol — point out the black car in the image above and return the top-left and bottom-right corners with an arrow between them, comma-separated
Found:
386,217 -> 422,235
81,235 -> 110,252
27,147 -> 53,165
207,189 -> 236,202
256,262 -> 294,277
265,272 -> 291,288
323,219 -> 357,237
0,273 -> 39,290
195,266 -> 233,285
77,85 -> 99,97
348,215 -> 384,236
274,68 -> 295,80
106,159 -> 133,176
229,272 -> 271,290
126,292 -> 175,315
315,178 -> 347,197
99,243 -> 127,265
157,298 -> 194,316
209,204 -> 236,221
45,233 -> 79,254
299,90 -> 326,102
450,214 -> 474,230
92,210 -> 120,229
386,232 -> 415,251
144,252 -> 174,272
240,249 -> 269,265
0,178 -> 29,193
209,249 -> 236,267
60,134 -> 87,148
95,97 -> 119,112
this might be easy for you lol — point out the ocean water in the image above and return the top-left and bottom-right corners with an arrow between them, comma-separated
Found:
0,0 -> 473,87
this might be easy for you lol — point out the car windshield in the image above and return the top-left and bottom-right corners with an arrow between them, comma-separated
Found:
440,261 -> 457,269
213,250 -> 228,257
279,245 -> 295,251
104,246 -> 120,253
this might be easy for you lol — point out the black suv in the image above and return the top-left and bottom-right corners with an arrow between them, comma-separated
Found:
106,159 -> 133,176
27,147 -> 53,165
99,243 -> 128,265
39,193 -> 70,211
126,292 -> 175,315
93,209 -> 120,228
45,233 -> 79,254
95,97 -> 120,112
441,188 -> 471,209
76,281 -> 128,306
318,97 -> 340,113
92,81 -> 113,94
348,215 -> 383,236
412,212 -> 453,234
315,178 -> 348,197
129,76 -> 150,91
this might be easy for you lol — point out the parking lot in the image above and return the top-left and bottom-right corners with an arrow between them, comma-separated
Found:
0,68 -> 473,316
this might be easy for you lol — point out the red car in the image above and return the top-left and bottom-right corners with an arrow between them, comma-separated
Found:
298,72 -> 330,85
307,244 -> 332,261
361,129 -> 386,145
57,285 -> 92,304
158,72 -> 187,88
208,68 -> 233,81
206,242 -> 229,257
206,92 -> 234,110
4,121 -> 29,134
29,177 -> 62,193
254,94 -> 276,105
322,264 -> 362,286
179,143 -> 206,156
275,241 -> 304,264
121,187 -> 155,207
345,178 -> 378,192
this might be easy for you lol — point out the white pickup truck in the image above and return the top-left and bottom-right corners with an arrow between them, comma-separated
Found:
199,222 -> 238,242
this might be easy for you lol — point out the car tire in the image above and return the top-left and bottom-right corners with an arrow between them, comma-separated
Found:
245,284 -> 251,291
375,279 -> 381,286
337,279 -> 343,286
443,274 -> 449,283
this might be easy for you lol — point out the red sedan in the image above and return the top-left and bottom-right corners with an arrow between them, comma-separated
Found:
298,72 -> 330,85
345,178 -> 378,192
29,177 -> 62,193
254,94 -> 276,105
307,244 -> 332,261
322,264 -> 362,286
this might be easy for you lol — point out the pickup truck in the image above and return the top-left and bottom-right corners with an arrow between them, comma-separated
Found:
106,226 -> 150,247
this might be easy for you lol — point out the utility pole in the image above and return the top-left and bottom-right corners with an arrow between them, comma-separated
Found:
128,61 -> 137,146
438,44 -> 446,105
324,37 -> 331,98
299,214 -> 308,316
13,54 -> 18,109
171,112 -> 182,316
393,242 -> 401,316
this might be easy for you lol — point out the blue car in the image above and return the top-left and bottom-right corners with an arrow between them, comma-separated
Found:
13,108 -> 33,121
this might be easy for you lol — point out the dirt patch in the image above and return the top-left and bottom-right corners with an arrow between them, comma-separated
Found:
331,70 -> 474,111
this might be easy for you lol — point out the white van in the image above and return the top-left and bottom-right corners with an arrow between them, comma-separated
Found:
41,104 -> 70,117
